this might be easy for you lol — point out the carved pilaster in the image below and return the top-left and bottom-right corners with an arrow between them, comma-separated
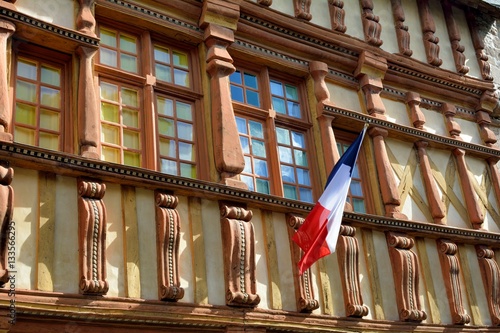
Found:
417,0 -> 442,66
337,225 -> 369,317
286,214 -> 319,313
155,192 -> 184,301
77,46 -> 100,159
78,179 -> 108,295
294,0 -> 312,21
0,19 -> 15,142
453,148 -> 484,228
328,0 -> 346,33
360,0 -> 382,46
355,52 -> 387,118
442,0 -> 469,74
476,245 -> 500,325
437,239 -> 470,325
415,141 -> 445,224
0,162 -> 12,287
406,92 -> 425,129
475,91 -> 498,147
442,103 -> 461,139
76,0 -> 96,37
466,10 -> 493,81
369,127 -> 407,219
387,232 -> 427,322
220,202 -> 260,307
391,0 -> 412,56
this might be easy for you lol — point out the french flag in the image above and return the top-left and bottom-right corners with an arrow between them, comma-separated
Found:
292,125 -> 367,275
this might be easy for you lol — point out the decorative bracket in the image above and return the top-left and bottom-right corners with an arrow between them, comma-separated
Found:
391,0 -> 412,56
328,0 -> 346,33
476,245 -> 500,325
294,0 -> 312,21
0,161 -> 12,287
417,0 -> 442,66
360,0 -> 383,46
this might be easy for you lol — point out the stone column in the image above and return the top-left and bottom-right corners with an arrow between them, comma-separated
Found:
0,20 -> 15,142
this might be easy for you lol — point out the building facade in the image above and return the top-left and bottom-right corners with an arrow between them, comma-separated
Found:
0,0 -> 500,332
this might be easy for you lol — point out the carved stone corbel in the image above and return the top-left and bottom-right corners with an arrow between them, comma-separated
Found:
286,214 -> 319,313
417,0 -> 442,66
475,91 -> 498,147
466,10 -> 493,81
406,92 -> 425,130
0,162 -> 13,286
360,0 -> 383,46
355,51 -> 387,118
442,0 -> 469,74
442,103 -> 461,139
78,179 -> 108,295
294,0 -> 312,21
437,239 -> 470,325
328,0 -> 346,33
220,202 -> 260,307
476,245 -> 500,325
155,192 -> 184,301
387,232 -> 427,322
390,0 -> 412,56
77,0 -> 96,37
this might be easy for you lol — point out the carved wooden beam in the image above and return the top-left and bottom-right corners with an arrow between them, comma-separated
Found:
220,202 -> 260,307
437,239 -> 470,325
387,232 -> 427,322
355,52 -> 387,118
360,0 -> 382,46
390,0 -> 412,56
476,245 -> 500,325
475,91 -> 498,148
442,103 -> 461,140
0,19 -> 15,142
287,214 -> 319,313
294,0 -> 312,21
257,0 -> 272,6
466,10 -> 493,81
78,179 -> 108,295
442,0 -> 469,74
328,0 -> 346,33
155,192 -> 184,301
77,0 -> 96,37
406,92 -> 425,130
0,161 -> 12,287
417,0 -> 442,66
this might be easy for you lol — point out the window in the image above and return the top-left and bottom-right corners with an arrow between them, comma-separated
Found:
13,53 -> 67,151
230,66 -> 315,203
96,24 -> 201,178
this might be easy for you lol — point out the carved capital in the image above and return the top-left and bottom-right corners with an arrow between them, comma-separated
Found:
199,0 -> 240,30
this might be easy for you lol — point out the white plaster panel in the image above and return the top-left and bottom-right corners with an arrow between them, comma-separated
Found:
454,117 -> 481,144
463,244 -> 491,326
326,82 -> 363,112
375,0 -> 400,54
429,0 -> 456,73
401,0 -> 427,64
484,210 -> 500,233
15,0 -> 76,29
103,183 -> 125,297
270,0 -> 295,18
426,147 -> 451,179
310,0 -> 332,30
136,188 -> 158,300
11,168 -> 38,290
53,175 -> 78,293
383,97 -> 411,127
357,230 -> 373,320
343,0 -> 364,41
421,107 -> 447,136
177,195 -> 194,303
465,155 -> 486,186
201,198 -> 225,306
400,174 -> 430,223
445,197 -> 469,229
252,209 -> 269,310
452,5 -> 482,79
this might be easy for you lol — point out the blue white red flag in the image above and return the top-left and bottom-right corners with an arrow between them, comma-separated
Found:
292,125 -> 368,274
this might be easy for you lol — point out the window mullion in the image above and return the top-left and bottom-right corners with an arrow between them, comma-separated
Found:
266,109 -> 283,197
141,31 -> 157,170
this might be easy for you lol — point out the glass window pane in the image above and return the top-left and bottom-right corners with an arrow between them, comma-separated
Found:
157,97 -> 173,116
350,180 -> 363,196
229,71 -> 242,84
285,84 -> 298,99
158,118 -> 175,137
180,163 -> 196,178
159,138 -> 176,157
123,130 -> 140,149
230,85 -> 244,102
41,66 -> 60,86
236,117 -> 247,134
299,188 -> 313,203
296,168 -> 311,186
17,60 -> 37,80
279,146 -> 293,164
100,48 -> 117,67
352,198 -> 366,213
123,109 -> 139,128
173,51 -> 189,68
254,159 -> 268,177
120,34 -> 137,53
122,88 -> 138,107
14,127 -> 35,145
154,46 -> 170,63
100,28 -> 117,47
121,54 -> 137,73
283,185 -> 297,200
240,137 -> 250,154
252,139 -> 266,157
15,103 -> 36,126
161,158 -> 177,175
272,97 -> 286,114
243,156 -> 252,173
101,82 -> 119,101
281,165 -> 295,183
179,142 -> 194,161
101,146 -> 120,163
270,80 -> 283,96
40,109 -> 59,131
352,165 -> 360,178
240,175 -> 254,191
178,122 -> 193,141
39,132 -> 59,151
249,120 -> 263,138
291,131 -> 305,148
16,81 -> 36,102
156,64 -> 172,82
244,73 -> 258,89
101,102 -> 119,123
174,69 -> 189,87
276,127 -> 290,145
101,124 -> 120,145
288,101 -> 301,118
177,102 -> 192,121
124,151 -> 140,167
256,179 -> 270,194
294,150 -> 308,167
246,90 -> 260,107
40,87 -> 61,108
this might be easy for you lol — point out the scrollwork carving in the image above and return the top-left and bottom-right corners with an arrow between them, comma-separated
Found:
328,0 -> 346,33
360,0 -> 383,46
418,0 -> 442,66
294,0 -> 312,21
391,0 -> 412,56
0,162 -> 13,287
476,245 -> 500,325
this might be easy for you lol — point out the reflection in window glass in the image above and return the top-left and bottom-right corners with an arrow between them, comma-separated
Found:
337,140 -> 366,213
